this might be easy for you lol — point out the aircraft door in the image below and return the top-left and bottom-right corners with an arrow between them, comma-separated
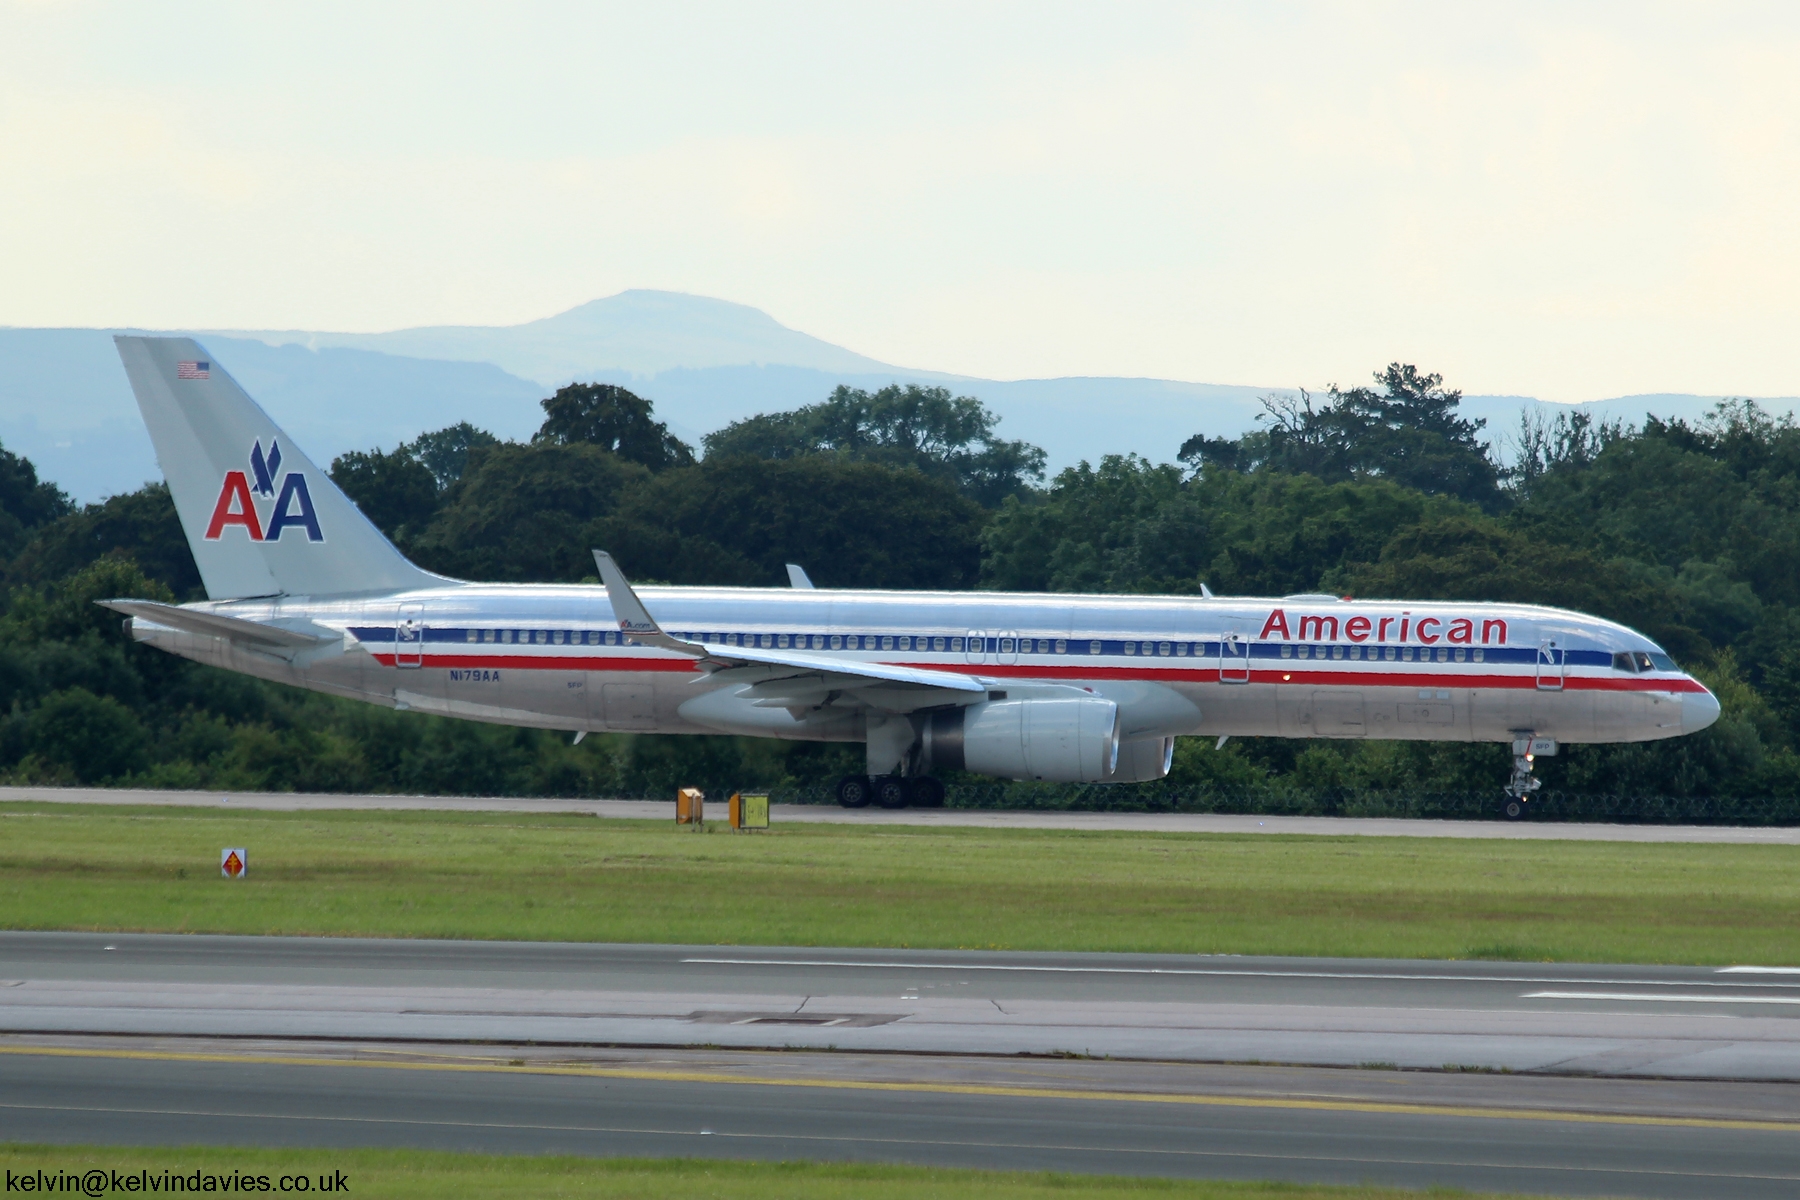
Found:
997,630 -> 1020,665
395,602 -> 424,669
1536,643 -> 1565,691
1217,634 -> 1249,684
965,630 -> 989,665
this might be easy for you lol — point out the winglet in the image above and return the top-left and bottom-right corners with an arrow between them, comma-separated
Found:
786,563 -> 815,589
593,550 -> 700,655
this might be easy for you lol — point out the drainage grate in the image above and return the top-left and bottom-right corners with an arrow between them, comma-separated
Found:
686,1010 -> 904,1028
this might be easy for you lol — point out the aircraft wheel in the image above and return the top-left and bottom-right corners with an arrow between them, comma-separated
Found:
1502,797 -> 1526,821
875,776 -> 911,809
837,775 -> 872,808
911,776 -> 946,808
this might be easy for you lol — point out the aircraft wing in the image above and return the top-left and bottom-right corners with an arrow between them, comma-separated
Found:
592,551 -> 984,696
97,598 -> 337,650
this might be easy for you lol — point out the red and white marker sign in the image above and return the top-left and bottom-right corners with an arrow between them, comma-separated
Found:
221,848 -> 247,879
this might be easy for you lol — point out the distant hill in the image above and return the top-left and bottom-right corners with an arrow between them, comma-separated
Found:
220,290 -> 907,383
3,291 -> 1795,503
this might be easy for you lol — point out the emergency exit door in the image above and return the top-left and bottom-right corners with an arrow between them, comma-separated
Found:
395,602 -> 424,669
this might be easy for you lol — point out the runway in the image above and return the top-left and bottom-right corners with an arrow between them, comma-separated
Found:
6,933 -> 1800,1078
6,786 -> 1798,843
4,1038 -> 1799,1198
6,935 -> 1800,1196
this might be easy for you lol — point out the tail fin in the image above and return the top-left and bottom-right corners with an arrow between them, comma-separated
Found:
115,336 -> 443,599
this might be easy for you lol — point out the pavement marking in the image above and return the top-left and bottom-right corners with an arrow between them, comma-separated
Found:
683,957 -> 1800,989
1524,991 -> 1800,1005
4,1043 -> 1799,1134
1721,966 -> 1800,974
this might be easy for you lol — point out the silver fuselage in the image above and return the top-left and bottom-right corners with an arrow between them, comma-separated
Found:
129,583 -> 1720,747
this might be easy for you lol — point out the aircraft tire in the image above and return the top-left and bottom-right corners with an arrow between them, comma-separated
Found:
837,775 -> 873,808
875,775 -> 911,809
1502,798 -> 1526,821
911,776 -> 946,808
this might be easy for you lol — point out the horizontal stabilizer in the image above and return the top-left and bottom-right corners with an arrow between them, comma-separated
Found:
98,599 -> 336,650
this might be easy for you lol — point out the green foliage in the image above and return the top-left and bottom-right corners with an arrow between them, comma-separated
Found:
3,482 -> 199,599
1182,364 -> 1502,509
407,420 -> 499,490
704,383 -> 1045,506
982,456 -> 1465,595
10,368 -> 1800,810
328,445 -> 440,543
0,438 -> 73,560
536,381 -> 695,470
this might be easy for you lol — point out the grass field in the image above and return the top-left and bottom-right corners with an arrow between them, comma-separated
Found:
2,802 -> 1797,963
0,1146 -> 1537,1199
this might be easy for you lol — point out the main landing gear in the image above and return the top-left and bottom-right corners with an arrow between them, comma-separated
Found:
1502,732 -> 1546,821
836,775 -> 945,810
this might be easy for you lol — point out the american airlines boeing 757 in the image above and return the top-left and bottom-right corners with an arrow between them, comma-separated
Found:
106,337 -> 1719,818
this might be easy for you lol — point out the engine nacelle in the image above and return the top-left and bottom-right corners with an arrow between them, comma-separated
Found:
922,697 -> 1119,782
1105,736 -> 1174,783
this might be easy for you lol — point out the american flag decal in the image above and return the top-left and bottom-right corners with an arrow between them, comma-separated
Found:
177,360 -> 210,380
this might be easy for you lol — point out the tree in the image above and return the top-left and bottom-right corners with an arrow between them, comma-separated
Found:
0,439 -> 73,560
406,422 -> 499,491
535,383 -> 694,471
703,384 -> 1045,506
407,442 -> 654,583
4,482 -> 201,600
613,456 -> 986,589
1178,364 -> 1503,509
329,446 -> 440,543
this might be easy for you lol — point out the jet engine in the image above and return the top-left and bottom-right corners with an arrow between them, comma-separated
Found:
1105,736 -> 1175,783
921,696 -> 1119,782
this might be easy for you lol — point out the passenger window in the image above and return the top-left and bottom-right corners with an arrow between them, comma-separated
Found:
1330,645 -> 1342,660
1122,641 -> 1136,656
881,636 -> 894,650
1279,645 -> 1292,658
1384,647 -> 1396,660
1402,646 -> 1413,661
951,638 -> 964,652
1454,648 -> 1465,662
1158,641 -> 1172,656
1472,648 -> 1483,662
1436,648 -> 1449,662
1055,638 -> 1068,654
934,637 -> 947,651
829,635 -> 842,649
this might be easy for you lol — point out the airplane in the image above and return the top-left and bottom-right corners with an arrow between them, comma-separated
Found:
104,337 -> 1720,820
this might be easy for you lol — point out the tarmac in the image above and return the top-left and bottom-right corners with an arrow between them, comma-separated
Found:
4,785 -> 1796,843
5,934 -> 1800,1198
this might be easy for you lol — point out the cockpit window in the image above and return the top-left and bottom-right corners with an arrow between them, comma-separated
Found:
1648,652 -> 1677,672
1611,652 -> 1638,673
1633,651 -> 1655,672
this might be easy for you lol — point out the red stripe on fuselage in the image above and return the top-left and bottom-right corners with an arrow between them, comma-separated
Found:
373,653 -> 1706,693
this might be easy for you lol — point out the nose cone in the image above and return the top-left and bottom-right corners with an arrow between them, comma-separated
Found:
1684,684 -> 1721,733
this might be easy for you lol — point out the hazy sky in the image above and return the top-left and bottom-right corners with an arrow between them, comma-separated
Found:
3,1 -> 1797,401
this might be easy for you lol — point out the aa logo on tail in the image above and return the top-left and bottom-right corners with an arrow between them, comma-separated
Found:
204,439 -> 324,542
